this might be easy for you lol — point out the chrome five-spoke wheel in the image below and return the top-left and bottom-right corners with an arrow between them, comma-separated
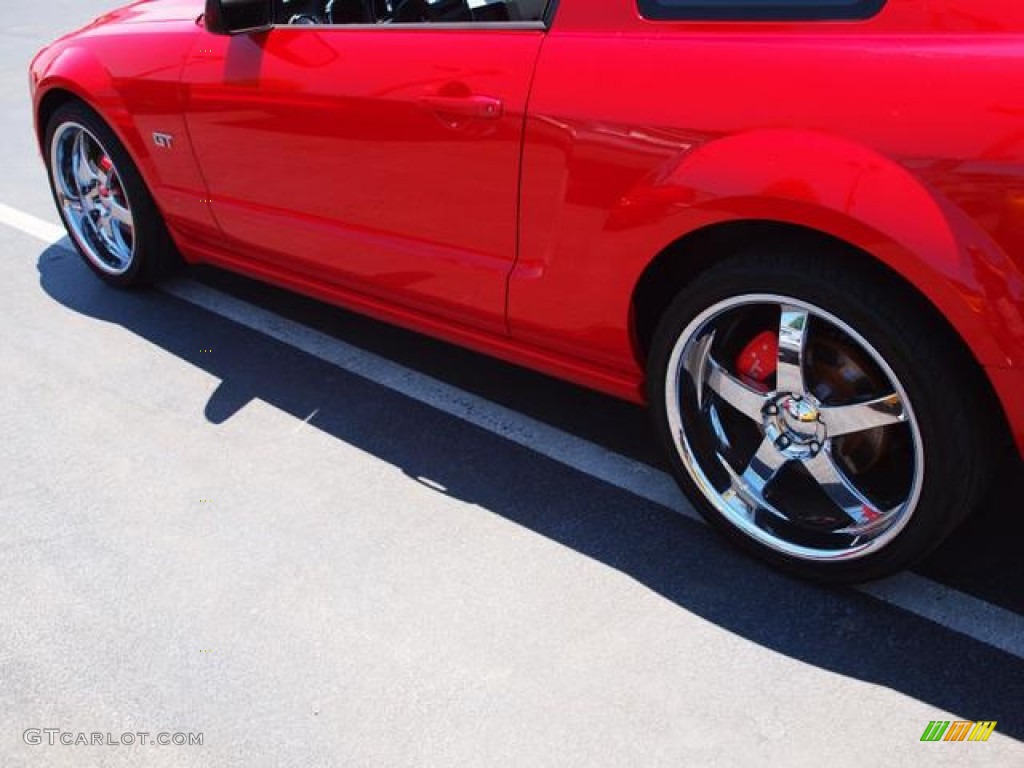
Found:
665,295 -> 924,562
648,251 -> 997,583
50,122 -> 135,275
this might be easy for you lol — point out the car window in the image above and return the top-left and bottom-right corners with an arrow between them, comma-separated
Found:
637,0 -> 885,21
277,0 -> 550,25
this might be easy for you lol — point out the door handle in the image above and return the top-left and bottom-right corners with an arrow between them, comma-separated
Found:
420,95 -> 504,120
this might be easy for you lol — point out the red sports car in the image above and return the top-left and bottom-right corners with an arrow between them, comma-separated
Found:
30,0 -> 1024,582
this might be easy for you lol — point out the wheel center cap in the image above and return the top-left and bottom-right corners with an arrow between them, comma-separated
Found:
781,395 -> 820,436
763,393 -> 826,458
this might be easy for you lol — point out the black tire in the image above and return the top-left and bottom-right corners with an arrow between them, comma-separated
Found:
647,249 -> 999,584
43,100 -> 181,287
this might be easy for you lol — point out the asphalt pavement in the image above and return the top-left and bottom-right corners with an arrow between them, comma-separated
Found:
1,3 -> 1022,766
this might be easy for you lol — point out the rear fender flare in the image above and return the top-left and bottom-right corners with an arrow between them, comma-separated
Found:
610,129 -> 1024,368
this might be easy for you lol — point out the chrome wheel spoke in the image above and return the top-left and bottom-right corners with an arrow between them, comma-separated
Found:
720,437 -> 788,517
706,356 -> 769,422
57,172 -> 81,205
81,211 -> 102,240
819,393 -> 905,437
51,123 -> 136,276
98,214 -> 115,242
110,200 -> 133,230
803,450 -> 890,530
776,305 -> 810,395
64,199 -> 84,218
73,130 -> 98,190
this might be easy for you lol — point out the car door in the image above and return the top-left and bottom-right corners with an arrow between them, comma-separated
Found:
182,7 -> 545,332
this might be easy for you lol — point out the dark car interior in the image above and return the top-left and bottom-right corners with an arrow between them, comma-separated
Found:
277,0 -> 550,24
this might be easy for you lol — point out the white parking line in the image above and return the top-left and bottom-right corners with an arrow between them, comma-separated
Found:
0,202 -> 65,243
3,202 -> 1023,661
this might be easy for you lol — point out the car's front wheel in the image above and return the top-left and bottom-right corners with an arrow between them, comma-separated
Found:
44,100 -> 180,287
648,250 -> 999,583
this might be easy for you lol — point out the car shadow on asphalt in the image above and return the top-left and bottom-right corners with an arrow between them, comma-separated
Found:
37,245 -> 1024,741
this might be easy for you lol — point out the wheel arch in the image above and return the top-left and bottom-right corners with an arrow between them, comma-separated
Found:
613,127 -> 1024,453
32,48 -> 164,202
36,88 -> 79,150
629,218 -> 1015,454
616,129 -> 1021,364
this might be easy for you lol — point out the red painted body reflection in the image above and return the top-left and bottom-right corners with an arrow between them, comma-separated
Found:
30,0 -> 1024,454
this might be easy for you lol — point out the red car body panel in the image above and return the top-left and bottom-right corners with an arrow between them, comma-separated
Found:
30,0 -> 1024,455
182,27 -> 541,334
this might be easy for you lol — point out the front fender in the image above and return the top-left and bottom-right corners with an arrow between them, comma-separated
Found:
30,20 -> 215,244
34,45 -> 162,196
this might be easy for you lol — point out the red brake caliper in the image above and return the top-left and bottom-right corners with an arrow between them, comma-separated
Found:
735,330 -> 778,392
98,156 -> 114,197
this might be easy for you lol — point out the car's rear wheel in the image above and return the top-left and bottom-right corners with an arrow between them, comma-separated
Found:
648,249 -> 998,583
44,100 -> 180,287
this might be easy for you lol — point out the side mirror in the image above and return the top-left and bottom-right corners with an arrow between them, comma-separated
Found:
205,0 -> 273,35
